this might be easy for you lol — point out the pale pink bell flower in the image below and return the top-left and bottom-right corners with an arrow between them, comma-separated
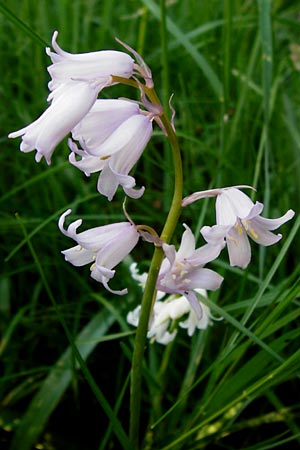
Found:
58,209 -> 140,294
8,80 -> 102,164
183,186 -> 295,268
46,31 -> 134,91
69,112 -> 153,200
156,224 -> 224,318
71,99 -> 141,155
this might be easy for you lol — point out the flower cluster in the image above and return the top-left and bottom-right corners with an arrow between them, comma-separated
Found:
127,263 -> 215,345
9,31 -> 157,200
9,32 -> 295,345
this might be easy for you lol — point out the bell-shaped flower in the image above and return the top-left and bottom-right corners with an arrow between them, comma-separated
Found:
127,302 -> 177,345
71,99 -> 140,154
183,186 -> 295,269
58,209 -> 140,294
127,287 -> 213,345
156,224 -> 224,318
46,31 -> 134,91
69,112 -> 153,200
8,80 -> 101,164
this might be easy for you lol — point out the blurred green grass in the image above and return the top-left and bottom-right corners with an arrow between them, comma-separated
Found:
0,1 -> 299,449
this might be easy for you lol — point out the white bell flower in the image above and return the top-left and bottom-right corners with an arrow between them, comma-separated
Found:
183,186 -> 295,269
71,99 -> 140,155
156,224 -> 224,318
8,80 -> 101,164
46,30 -> 134,91
126,288 -> 213,345
69,113 -> 153,200
58,209 -> 140,295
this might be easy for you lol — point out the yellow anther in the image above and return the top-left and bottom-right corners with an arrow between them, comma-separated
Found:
235,222 -> 244,236
249,228 -> 258,239
242,219 -> 258,239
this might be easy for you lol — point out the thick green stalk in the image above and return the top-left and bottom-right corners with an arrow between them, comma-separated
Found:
129,88 -> 183,448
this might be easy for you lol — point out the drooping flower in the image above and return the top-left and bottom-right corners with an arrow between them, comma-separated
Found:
46,30 -> 134,91
156,224 -> 224,318
183,186 -> 295,268
127,286 -> 213,345
9,30 -> 136,164
58,209 -> 140,294
8,80 -> 102,164
69,109 -> 153,200
71,99 -> 141,154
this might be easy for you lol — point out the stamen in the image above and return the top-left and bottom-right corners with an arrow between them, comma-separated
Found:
242,219 -> 258,239
235,222 -> 244,236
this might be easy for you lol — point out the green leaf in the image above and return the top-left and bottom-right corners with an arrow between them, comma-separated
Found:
10,309 -> 118,450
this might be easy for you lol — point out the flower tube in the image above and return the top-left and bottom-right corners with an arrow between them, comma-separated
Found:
69,113 -> 153,200
8,80 -> 101,164
46,31 -> 134,90
71,99 -> 141,155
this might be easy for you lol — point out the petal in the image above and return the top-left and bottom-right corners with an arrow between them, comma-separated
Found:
161,243 -> 177,268
88,114 -> 152,159
186,268 -> 224,291
244,202 -> 264,220
253,209 -> 295,231
78,222 -> 138,251
216,188 -> 254,225
246,224 -> 282,246
189,242 -> 224,266
95,224 -> 139,270
176,224 -> 196,259
216,191 -> 239,226
123,184 -> 145,199
59,211 -> 138,252
168,297 -> 191,320
9,80 -> 99,164
127,305 -> 141,327
183,290 -> 203,320
107,164 -> 145,199
68,140 -> 106,175
71,99 -> 139,153
91,263 -> 127,295
58,209 -> 82,238
179,300 -> 211,335
182,188 -> 223,206
90,264 -> 127,295
154,330 -> 177,345
182,185 -> 254,207
61,245 -> 95,266
223,188 -> 255,218
226,224 -> 251,268
200,224 -> 230,246
97,165 -> 119,201
46,32 -> 134,89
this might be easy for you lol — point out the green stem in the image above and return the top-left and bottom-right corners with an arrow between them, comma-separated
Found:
129,89 -> 183,448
